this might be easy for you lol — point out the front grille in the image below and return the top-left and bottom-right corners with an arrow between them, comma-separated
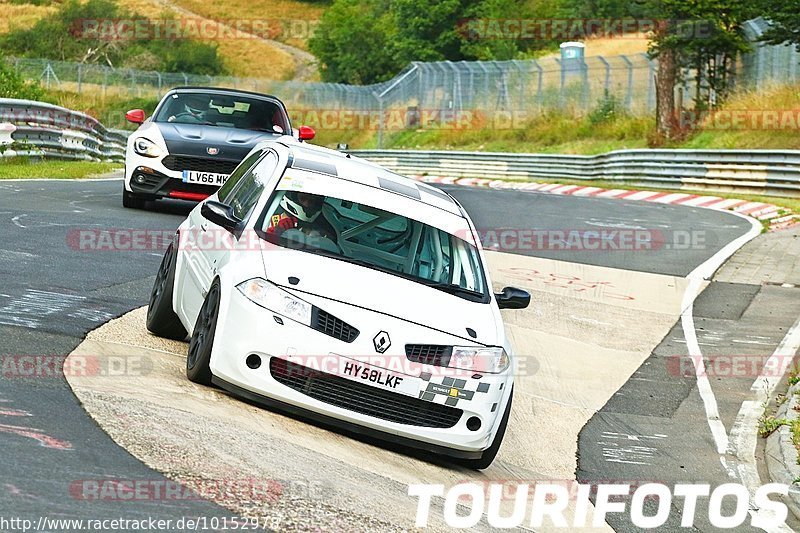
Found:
162,155 -> 239,175
406,344 -> 452,367
312,308 -> 359,343
269,358 -> 463,428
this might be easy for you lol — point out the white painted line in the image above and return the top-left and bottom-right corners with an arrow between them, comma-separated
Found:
681,211 -> 762,455
728,314 -> 800,533
679,210 -> 797,531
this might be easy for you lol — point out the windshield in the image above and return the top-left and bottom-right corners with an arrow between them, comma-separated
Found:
258,189 -> 488,301
153,92 -> 289,133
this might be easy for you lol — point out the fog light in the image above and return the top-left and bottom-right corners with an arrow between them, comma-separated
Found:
245,354 -> 262,369
135,174 -> 147,184
466,416 -> 482,431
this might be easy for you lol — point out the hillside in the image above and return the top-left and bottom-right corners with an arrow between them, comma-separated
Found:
0,0 -> 326,80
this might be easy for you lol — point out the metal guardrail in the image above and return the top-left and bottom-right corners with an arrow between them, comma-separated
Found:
350,149 -> 800,199
0,99 -> 126,161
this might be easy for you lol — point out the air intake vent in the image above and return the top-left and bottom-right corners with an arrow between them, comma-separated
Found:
269,358 -> 462,428
405,344 -> 452,367
312,308 -> 359,343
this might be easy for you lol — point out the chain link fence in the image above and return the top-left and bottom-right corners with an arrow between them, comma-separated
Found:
6,17 -> 799,145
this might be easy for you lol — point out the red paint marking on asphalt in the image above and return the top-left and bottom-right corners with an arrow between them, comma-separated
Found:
0,423 -> 73,450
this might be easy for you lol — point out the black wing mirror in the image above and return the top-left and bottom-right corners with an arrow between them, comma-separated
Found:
495,286 -> 530,309
201,200 -> 241,232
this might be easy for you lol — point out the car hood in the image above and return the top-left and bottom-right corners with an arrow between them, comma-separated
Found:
259,245 -> 501,346
157,122 -> 280,160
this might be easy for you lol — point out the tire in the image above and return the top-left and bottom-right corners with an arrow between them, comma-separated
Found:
146,243 -> 187,340
186,279 -> 221,385
461,388 -> 513,470
123,186 -> 146,209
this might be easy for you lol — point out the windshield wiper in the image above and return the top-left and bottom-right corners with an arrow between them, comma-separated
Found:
419,282 -> 484,298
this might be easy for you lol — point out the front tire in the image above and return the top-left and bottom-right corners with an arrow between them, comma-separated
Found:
123,186 -> 147,209
461,389 -> 513,470
146,242 -> 187,340
186,280 -> 221,385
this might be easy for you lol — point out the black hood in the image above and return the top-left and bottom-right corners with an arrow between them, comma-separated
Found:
157,122 -> 280,160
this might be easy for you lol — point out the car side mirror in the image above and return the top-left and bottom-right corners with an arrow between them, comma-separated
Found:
125,109 -> 145,124
298,125 -> 315,141
201,200 -> 241,232
495,287 -> 530,309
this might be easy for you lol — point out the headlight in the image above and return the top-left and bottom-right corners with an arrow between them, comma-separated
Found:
133,137 -> 163,158
236,278 -> 312,326
449,346 -> 509,374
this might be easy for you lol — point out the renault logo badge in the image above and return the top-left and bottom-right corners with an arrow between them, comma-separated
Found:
373,331 -> 391,353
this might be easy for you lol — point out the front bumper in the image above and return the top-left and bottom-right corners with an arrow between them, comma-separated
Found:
209,289 -> 513,457
127,165 -> 216,202
124,151 -> 239,202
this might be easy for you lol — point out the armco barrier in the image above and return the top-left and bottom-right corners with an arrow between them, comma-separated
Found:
0,99 -> 126,161
350,149 -> 800,199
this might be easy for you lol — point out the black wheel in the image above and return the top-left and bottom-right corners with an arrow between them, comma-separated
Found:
186,280 -> 221,385
123,186 -> 146,209
461,389 -> 513,470
146,242 -> 187,340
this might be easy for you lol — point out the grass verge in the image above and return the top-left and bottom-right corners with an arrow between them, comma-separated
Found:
0,159 -> 121,179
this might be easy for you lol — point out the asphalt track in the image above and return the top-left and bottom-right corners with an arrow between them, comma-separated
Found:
0,178 -> 766,529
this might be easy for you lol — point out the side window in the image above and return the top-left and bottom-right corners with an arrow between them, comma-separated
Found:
218,149 -> 265,204
228,151 -> 280,221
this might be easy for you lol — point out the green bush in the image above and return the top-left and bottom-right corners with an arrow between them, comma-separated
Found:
588,92 -> 625,125
0,59 -> 44,100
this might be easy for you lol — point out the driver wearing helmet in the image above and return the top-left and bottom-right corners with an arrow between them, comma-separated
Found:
168,93 -> 209,123
267,191 -> 337,242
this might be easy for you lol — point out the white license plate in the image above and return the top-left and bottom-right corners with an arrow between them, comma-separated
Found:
181,170 -> 229,186
338,358 -> 418,397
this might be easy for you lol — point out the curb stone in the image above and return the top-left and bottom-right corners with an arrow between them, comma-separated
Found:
766,382 -> 800,519
417,175 -> 800,232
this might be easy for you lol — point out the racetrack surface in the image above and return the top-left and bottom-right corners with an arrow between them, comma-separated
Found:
0,178 -> 773,530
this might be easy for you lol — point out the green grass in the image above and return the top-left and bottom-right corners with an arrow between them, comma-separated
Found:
0,158 -> 120,179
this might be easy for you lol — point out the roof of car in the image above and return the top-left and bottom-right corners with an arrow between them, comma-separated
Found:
277,142 -> 464,217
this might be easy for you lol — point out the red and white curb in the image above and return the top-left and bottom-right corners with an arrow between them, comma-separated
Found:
418,175 -> 799,232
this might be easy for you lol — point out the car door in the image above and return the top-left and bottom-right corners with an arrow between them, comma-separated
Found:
177,149 -> 268,325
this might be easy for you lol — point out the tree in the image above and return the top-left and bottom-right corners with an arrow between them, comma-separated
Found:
758,0 -> 800,50
644,0 -> 758,140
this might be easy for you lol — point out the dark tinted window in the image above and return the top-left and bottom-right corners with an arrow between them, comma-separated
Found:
154,92 -> 289,133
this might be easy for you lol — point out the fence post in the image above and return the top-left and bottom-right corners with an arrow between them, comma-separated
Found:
376,95 -> 384,149
644,53 -> 655,112
531,59 -> 543,111
598,55 -> 611,93
620,54 -> 634,110
77,64 -> 83,94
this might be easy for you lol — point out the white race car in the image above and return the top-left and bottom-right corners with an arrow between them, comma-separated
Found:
146,140 -> 530,468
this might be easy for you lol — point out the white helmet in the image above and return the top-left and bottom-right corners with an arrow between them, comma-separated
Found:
280,191 -> 322,222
